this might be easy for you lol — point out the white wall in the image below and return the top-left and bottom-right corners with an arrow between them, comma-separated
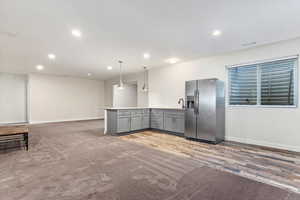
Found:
29,74 -> 104,123
149,38 -> 300,152
0,73 -> 28,123
104,72 -> 148,107
113,83 -> 137,107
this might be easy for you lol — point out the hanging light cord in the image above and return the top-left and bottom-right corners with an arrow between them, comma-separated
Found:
118,60 -> 123,87
143,66 -> 147,91
144,67 -> 146,85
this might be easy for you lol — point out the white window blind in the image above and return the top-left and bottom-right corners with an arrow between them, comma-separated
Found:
228,57 -> 298,106
260,59 -> 295,105
229,65 -> 257,105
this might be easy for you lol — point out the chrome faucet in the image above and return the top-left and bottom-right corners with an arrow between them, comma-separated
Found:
178,98 -> 185,109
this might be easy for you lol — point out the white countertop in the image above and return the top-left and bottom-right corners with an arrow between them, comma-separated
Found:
105,107 -> 185,111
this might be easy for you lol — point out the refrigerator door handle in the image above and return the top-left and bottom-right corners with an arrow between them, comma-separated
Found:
194,90 -> 199,114
197,90 -> 200,114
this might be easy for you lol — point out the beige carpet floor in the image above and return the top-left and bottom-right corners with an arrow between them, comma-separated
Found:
0,120 -> 299,200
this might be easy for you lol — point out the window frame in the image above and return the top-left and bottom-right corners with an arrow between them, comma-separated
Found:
227,56 -> 298,108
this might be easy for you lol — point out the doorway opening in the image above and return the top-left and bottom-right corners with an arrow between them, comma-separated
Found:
0,73 -> 28,124
113,82 -> 137,107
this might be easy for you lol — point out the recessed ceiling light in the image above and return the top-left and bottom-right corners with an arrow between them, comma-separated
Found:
36,65 -> 44,71
212,30 -> 222,36
165,57 -> 180,64
107,66 -> 113,70
48,54 -> 56,60
143,53 -> 150,59
87,73 -> 92,76
71,29 -> 82,38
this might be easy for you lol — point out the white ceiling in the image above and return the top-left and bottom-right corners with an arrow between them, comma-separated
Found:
1,0 -> 300,80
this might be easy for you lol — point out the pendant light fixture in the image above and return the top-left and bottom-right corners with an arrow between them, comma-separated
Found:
142,66 -> 148,92
118,60 -> 124,89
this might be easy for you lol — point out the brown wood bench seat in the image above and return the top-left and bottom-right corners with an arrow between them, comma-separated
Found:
0,125 -> 29,151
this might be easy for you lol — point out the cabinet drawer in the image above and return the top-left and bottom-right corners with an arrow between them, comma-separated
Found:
131,109 -> 143,117
151,113 -> 163,119
164,110 -> 184,115
131,113 -> 143,118
142,113 -> 150,118
164,112 -> 184,119
151,116 -> 163,122
117,110 -> 131,117
143,109 -> 150,114
131,110 -> 143,115
151,109 -> 164,114
151,122 -> 163,130
150,117 -> 163,129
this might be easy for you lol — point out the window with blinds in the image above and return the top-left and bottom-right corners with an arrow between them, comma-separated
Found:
228,57 -> 298,106
260,59 -> 295,105
229,65 -> 257,105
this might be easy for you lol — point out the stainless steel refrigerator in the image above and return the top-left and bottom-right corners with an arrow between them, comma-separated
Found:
185,78 -> 225,144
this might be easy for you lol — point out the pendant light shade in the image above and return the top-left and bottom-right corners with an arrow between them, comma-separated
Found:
118,60 -> 124,90
142,66 -> 148,92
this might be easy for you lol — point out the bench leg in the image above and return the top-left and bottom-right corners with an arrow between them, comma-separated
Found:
24,133 -> 28,151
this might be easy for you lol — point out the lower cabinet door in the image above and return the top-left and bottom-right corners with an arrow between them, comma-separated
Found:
175,118 -> 185,134
164,116 -> 174,132
142,117 -> 150,129
164,116 -> 185,133
117,117 -> 131,133
131,117 -> 142,131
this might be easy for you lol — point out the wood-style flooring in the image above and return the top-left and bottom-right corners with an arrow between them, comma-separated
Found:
121,131 -> 300,194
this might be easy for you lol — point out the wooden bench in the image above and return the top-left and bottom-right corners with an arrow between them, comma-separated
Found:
0,125 -> 29,151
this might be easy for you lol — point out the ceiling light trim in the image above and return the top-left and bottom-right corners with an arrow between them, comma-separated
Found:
36,65 -> 44,71
48,54 -> 56,60
143,53 -> 151,59
71,29 -> 82,38
107,66 -> 113,70
165,57 -> 180,64
212,30 -> 222,36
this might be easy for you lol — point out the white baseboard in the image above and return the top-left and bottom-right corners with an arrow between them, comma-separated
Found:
30,117 -> 104,125
0,121 -> 28,125
226,136 -> 300,152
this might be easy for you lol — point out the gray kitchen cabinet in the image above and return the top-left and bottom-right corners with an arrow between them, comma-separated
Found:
117,117 -> 131,133
150,118 -> 163,129
150,109 -> 164,130
142,116 -> 150,129
176,117 -> 185,133
106,108 -> 184,135
131,109 -> 143,131
142,109 -> 150,129
164,116 -> 173,132
117,110 -> 132,133
173,117 -> 184,133
106,110 -> 117,134
164,111 -> 184,134
131,116 -> 142,131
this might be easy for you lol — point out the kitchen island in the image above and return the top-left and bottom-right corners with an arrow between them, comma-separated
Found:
104,107 -> 185,136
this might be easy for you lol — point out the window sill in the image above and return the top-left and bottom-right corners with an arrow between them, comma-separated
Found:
227,105 -> 298,108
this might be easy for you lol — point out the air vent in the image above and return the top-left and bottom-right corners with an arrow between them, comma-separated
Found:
242,42 -> 257,47
0,30 -> 18,37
